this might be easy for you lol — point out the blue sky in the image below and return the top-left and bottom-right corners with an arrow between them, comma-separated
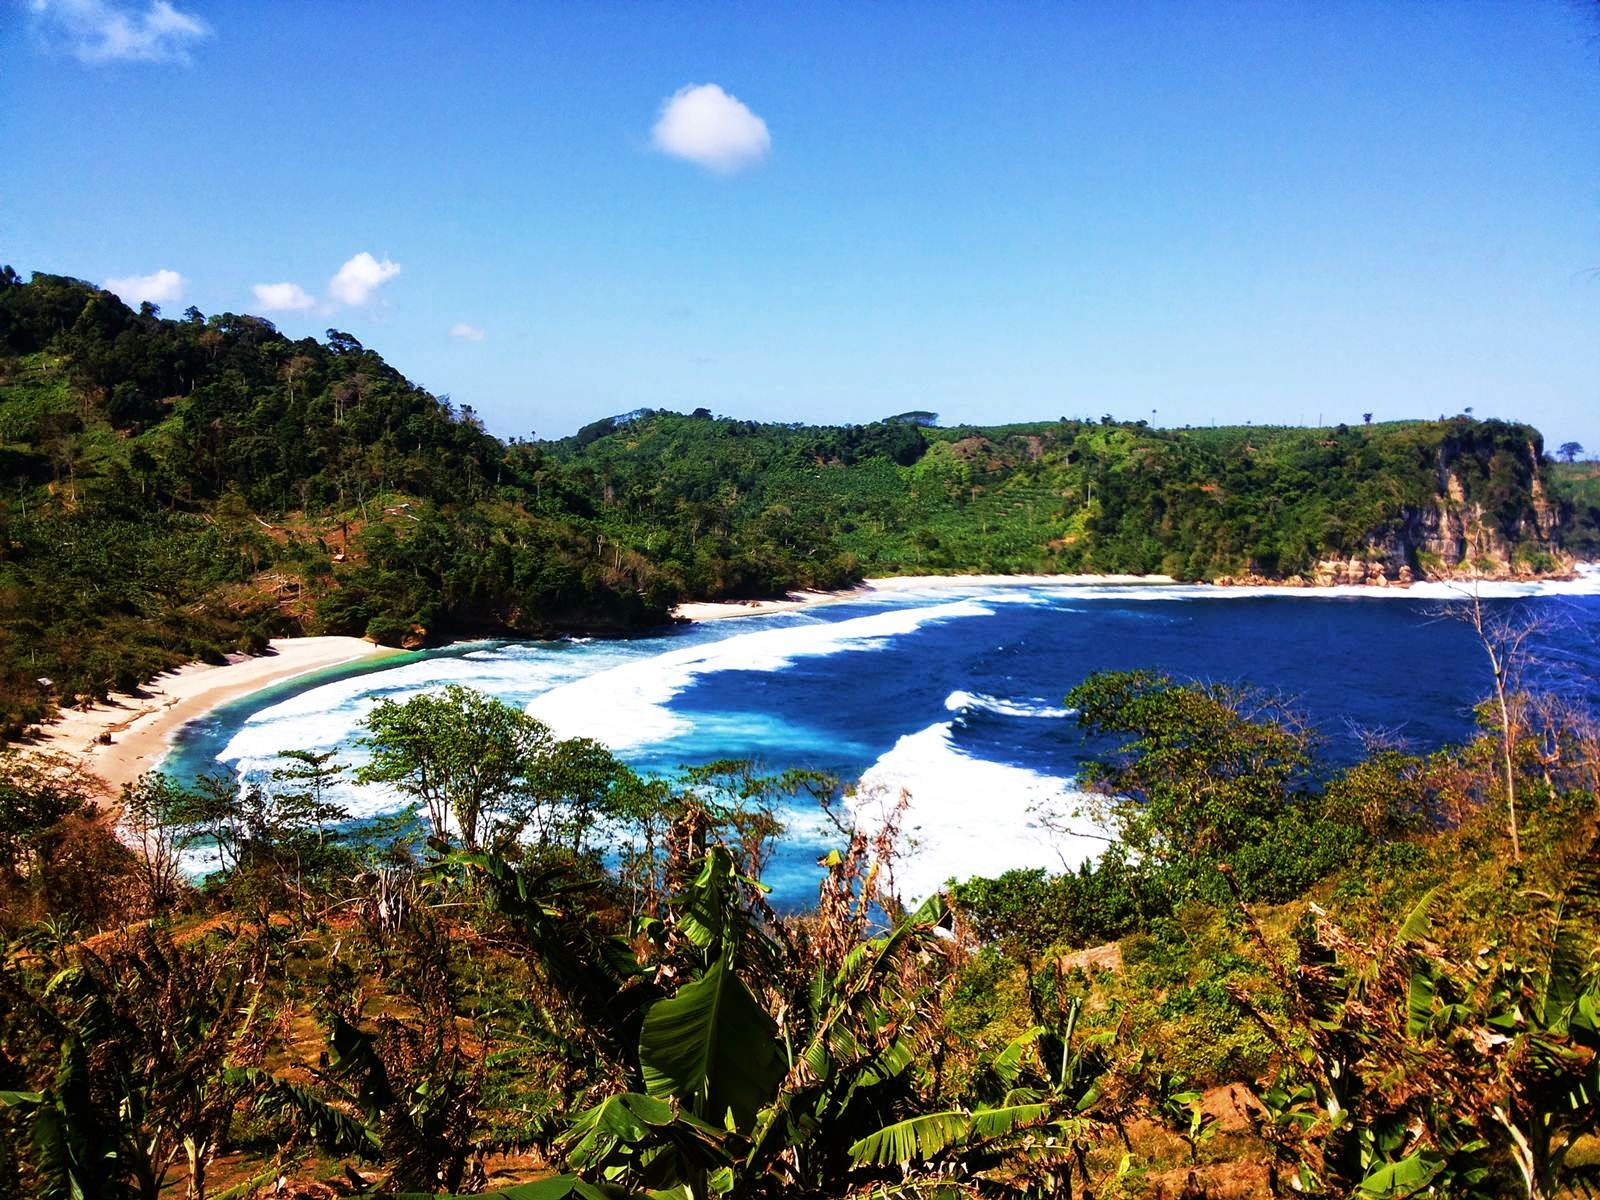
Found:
6,1 -> 1599,447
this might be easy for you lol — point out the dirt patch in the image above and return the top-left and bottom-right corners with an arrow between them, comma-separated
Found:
1061,940 -> 1123,974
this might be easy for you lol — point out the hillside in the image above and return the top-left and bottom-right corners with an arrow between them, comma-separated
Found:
0,267 -> 1575,734
0,271 -> 673,735
553,409 -> 1570,586
1552,460 -> 1600,557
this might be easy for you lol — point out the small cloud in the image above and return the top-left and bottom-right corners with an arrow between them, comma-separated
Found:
448,322 -> 485,343
651,83 -> 771,173
103,267 -> 184,306
329,252 -> 401,306
30,0 -> 210,65
252,281 -> 315,312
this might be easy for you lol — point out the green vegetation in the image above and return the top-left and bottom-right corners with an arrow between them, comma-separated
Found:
1551,460 -> 1600,557
0,654 -> 1597,1196
0,269 -> 669,736
1,267 -> 1575,737
550,410 -> 1562,586
357,685 -> 631,854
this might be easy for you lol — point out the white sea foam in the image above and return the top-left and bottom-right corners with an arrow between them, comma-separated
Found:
211,640 -> 642,818
525,598 -> 1002,749
944,690 -> 1074,720
849,721 -> 1105,901
221,650 -> 578,760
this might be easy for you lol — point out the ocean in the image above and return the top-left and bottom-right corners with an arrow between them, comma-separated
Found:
163,571 -> 1600,906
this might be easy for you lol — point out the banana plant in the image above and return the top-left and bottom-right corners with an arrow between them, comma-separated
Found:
451,847 -> 662,1073
1237,835 -> 1600,1200
736,885 -> 958,1193
459,828 -> 964,1198
0,927 -> 277,1200
1471,836 -> 1600,1199
1134,1059 -> 1215,1164
845,1001 -> 1115,1197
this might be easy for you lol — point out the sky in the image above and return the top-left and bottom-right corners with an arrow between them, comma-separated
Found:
4,1 -> 1599,448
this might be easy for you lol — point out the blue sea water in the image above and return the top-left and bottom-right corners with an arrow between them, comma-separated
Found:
163,574 -> 1600,907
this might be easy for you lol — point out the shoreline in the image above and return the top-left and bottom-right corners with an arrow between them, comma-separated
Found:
23,577 -> 1175,799
669,573 -> 1180,622
25,564 -> 1596,803
19,637 -> 396,803
672,564 -> 1599,621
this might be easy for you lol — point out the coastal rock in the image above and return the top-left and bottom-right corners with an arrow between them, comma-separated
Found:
1291,439 -> 1571,587
1308,557 -> 1397,587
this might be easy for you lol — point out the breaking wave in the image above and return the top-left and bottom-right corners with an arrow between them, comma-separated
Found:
943,690 -> 1074,720
525,598 -> 1003,749
849,720 -> 1104,902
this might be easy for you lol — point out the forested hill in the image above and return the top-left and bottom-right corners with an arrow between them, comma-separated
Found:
552,407 -> 1571,587
0,267 -> 1581,734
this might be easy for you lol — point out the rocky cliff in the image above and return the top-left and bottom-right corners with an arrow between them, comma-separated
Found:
1220,433 -> 1571,588
1315,438 -> 1568,585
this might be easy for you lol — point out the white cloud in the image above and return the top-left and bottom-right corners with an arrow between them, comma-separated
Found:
30,0 -> 210,65
651,83 -> 771,173
103,267 -> 184,306
448,322 -> 485,343
329,252 -> 401,307
252,281 -> 315,312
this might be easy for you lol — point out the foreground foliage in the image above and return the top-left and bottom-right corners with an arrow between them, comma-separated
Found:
0,662 -> 1597,1197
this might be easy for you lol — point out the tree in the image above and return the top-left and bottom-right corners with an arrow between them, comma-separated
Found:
177,770 -> 246,878
1558,441 -> 1583,463
1363,412 -> 1373,425
1451,590 -> 1543,862
1065,670 -> 1312,861
357,684 -> 628,852
120,773 -> 199,914
524,735 -> 630,853
268,749 -> 349,847
0,751 -> 92,886
1062,670 -> 1328,901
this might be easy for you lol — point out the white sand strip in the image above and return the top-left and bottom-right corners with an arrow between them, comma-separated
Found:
21,637 -> 400,800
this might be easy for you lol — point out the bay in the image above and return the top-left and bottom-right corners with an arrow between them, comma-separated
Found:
163,571 -> 1600,906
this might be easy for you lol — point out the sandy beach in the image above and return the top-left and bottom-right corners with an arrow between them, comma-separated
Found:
670,588 -> 867,622
863,573 -> 1177,591
670,573 -> 1177,622
21,637 -> 398,801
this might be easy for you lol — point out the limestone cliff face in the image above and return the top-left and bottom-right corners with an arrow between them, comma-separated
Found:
1310,440 -> 1568,585
1217,433 -> 1572,588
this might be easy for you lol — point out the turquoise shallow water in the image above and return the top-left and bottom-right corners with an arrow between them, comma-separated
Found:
163,572 -> 1600,906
